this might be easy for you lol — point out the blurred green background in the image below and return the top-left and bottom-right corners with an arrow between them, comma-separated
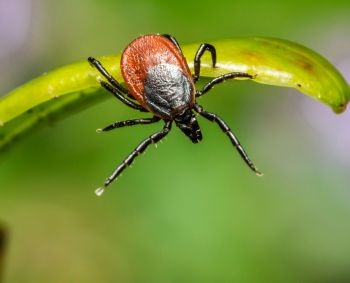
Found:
1,0 -> 350,282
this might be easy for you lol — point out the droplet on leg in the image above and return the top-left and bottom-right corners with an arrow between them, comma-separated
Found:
95,187 -> 105,196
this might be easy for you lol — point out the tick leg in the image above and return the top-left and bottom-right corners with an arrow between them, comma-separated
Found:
162,34 -> 183,53
100,81 -> 148,112
194,104 -> 262,176
193,43 -> 217,83
97,116 -> 161,132
96,121 -> 172,194
88,57 -> 129,94
88,57 -> 137,101
196,72 -> 254,97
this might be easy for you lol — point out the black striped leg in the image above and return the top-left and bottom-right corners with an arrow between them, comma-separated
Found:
97,116 -> 161,132
88,57 -> 129,94
193,43 -> 217,83
196,72 -> 253,97
100,81 -> 148,112
95,121 -> 172,195
162,34 -> 183,53
194,104 -> 262,176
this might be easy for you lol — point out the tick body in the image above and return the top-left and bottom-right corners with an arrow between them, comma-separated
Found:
122,35 -> 195,120
88,34 -> 261,195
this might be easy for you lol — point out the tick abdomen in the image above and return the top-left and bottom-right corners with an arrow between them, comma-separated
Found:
144,63 -> 194,119
120,35 -> 195,111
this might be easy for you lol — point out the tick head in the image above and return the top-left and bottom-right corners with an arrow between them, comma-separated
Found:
174,109 -> 202,143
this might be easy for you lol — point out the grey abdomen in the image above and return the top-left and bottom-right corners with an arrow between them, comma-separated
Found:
144,64 -> 194,119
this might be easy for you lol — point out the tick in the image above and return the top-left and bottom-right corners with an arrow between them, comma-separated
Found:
88,34 -> 262,195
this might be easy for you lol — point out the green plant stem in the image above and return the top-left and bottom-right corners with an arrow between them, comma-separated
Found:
0,37 -> 349,151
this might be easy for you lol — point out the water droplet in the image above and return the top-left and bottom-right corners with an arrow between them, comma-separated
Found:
95,187 -> 105,196
255,170 -> 264,177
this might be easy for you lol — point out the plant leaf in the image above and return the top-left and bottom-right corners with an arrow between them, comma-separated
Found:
0,37 -> 349,151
